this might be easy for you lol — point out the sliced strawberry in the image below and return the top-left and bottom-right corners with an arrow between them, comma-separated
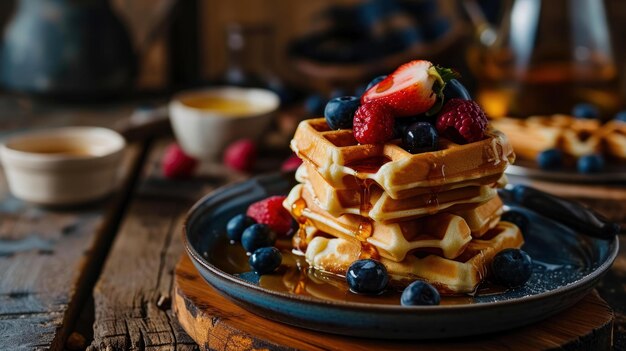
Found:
361,60 -> 456,117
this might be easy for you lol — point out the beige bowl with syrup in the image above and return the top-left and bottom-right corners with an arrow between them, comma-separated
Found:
169,86 -> 280,159
0,127 -> 126,206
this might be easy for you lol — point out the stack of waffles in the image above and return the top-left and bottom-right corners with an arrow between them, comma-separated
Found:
283,118 -> 524,294
492,115 -> 626,161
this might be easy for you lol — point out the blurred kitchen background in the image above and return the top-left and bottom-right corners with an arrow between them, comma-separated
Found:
0,0 -> 626,118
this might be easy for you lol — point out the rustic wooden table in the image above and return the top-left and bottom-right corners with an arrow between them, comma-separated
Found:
0,99 -> 624,351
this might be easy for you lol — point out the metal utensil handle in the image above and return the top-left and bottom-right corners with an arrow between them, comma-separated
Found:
511,185 -> 620,240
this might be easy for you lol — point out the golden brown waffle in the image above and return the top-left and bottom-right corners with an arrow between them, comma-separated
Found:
291,118 -> 515,200
492,115 -> 604,159
600,120 -> 626,159
533,115 -> 601,157
452,196 -> 503,237
491,118 -> 561,160
305,221 -> 523,294
285,183 -> 474,262
296,163 -> 497,222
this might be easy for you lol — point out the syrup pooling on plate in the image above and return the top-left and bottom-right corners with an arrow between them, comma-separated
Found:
212,237 -> 514,305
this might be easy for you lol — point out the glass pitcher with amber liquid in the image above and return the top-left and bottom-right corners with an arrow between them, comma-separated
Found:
465,0 -> 621,118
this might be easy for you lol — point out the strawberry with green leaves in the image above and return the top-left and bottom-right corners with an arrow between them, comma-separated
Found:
361,60 -> 456,117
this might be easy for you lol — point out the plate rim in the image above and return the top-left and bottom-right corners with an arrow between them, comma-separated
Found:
183,173 -> 620,312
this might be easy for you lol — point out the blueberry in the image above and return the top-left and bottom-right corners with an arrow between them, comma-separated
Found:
346,259 -> 389,294
577,154 -> 605,173
536,148 -> 563,169
365,75 -> 387,91
324,96 -> 360,130
241,224 -> 277,253
491,248 -> 533,288
403,122 -> 438,154
501,210 -> 529,233
249,247 -> 282,275
572,103 -> 599,119
443,79 -> 471,101
400,280 -> 440,306
226,214 -> 257,242
614,110 -> 626,123
304,94 -> 326,116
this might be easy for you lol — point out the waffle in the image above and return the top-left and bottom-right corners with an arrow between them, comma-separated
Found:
600,120 -> 626,159
285,183 -> 473,262
305,221 -> 523,294
530,115 -> 601,157
296,163 -> 498,222
491,115 -> 606,160
490,118 -> 561,160
291,118 -> 515,200
452,196 -> 503,237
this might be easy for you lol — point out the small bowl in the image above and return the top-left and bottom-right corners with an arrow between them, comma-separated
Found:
0,127 -> 126,206
169,86 -> 280,159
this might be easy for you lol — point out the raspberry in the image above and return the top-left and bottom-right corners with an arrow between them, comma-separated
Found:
281,154 -> 303,172
224,139 -> 257,172
435,98 -> 488,144
353,101 -> 395,144
246,196 -> 292,237
162,143 -> 197,179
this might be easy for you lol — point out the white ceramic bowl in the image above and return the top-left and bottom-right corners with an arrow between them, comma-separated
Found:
169,86 -> 280,159
0,127 -> 126,206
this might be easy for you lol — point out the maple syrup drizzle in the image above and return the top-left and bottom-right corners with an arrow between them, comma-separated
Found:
355,179 -> 380,259
348,158 -> 388,260
426,158 -> 446,214
291,198 -> 308,253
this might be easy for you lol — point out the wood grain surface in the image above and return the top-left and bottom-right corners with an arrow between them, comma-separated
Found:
173,255 -> 614,351
0,144 -> 142,351
87,140 -> 244,351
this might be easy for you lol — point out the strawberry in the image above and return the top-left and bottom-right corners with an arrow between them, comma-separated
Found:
246,196 -> 293,237
223,139 -> 257,172
361,60 -> 456,117
162,143 -> 198,179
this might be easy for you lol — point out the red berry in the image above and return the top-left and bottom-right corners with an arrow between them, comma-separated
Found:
224,139 -> 257,172
162,143 -> 197,179
353,101 -> 395,144
281,154 -> 303,172
361,60 -> 439,117
435,98 -> 488,144
246,196 -> 292,237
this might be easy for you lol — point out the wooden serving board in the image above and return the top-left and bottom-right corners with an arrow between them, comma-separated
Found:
173,256 -> 615,351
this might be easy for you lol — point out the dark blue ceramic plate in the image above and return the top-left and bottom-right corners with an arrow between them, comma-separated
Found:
183,173 -> 619,339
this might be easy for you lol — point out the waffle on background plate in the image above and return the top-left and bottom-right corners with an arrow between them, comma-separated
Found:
491,115 -> 626,162
283,118 -> 522,294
